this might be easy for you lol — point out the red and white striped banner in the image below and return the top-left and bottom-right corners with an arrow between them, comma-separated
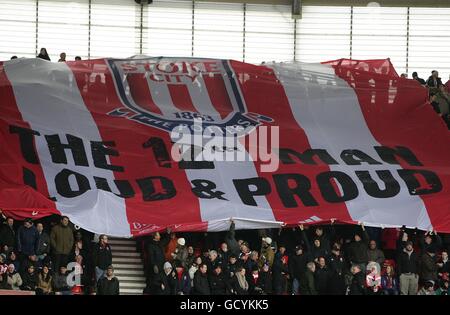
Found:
0,57 -> 449,236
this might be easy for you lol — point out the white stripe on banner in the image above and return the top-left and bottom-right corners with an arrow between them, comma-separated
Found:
270,62 -> 432,230
185,75 -> 221,120
4,58 -> 131,237
146,75 -> 180,117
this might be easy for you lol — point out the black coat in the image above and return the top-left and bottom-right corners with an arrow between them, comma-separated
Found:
230,275 -> 249,295
225,222 -> 240,257
20,271 -> 38,291
0,223 -> 15,248
92,243 -> 112,270
328,254 -> 347,295
96,276 -> 120,295
289,253 -> 309,280
347,231 -> 370,264
248,271 -> 272,295
348,271 -> 366,295
210,272 -> 230,295
315,266 -> 330,295
193,271 -> 210,295
427,76 -> 443,88
146,238 -> 168,274
397,250 -> 419,275
300,270 -> 317,295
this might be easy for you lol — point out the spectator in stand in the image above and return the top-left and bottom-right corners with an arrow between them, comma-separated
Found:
20,264 -> 38,291
300,262 -> 317,295
420,231 -> 442,255
58,52 -> 66,62
427,70 -> 443,88
230,266 -> 248,295
93,234 -> 112,283
328,244 -> 347,295
171,238 -> 188,269
96,265 -> 119,295
437,250 -> 449,276
53,265 -> 72,295
10,56 -> 18,60
244,250 -> 259,275
226,219 -> 240,257
7,251 -> 20,272
0,217 -> 16,253
300,225 -> 329,262
417,280 -> 435,295
272,244 -> 289,295
367,240 -> 385,265
206,250 -> 222,277
16,218 -> 39,270
4,264 -> 22,290
381,264 -> 399,295
412,72 -> 426,85
218,242 -> 229,266
420,248 -> 438,284
397,240 -> 419,295
37,48 -> 50,61
435,276 -> 449,295
50,216 -> 74,271
210,264 -> 230,295
68,239 -> 86,264
186,246 -> 195,268
145,230 -> 170,287
346,223 -> 369,271
188,256 -> 202,285
226,254 -> 240,279
315,256 -> 330,295
348,264 -> 366,295
193,263 -> 210,295
36,265 -> 53,295
259,237 -> 275,268
165,232 -> 178,262
401,73 -> 408,78
173,260 -> 191,295
75,56 -> 82,61
163,261 -> 177,295
36,223 -> 50,267
289,244 -> 309,295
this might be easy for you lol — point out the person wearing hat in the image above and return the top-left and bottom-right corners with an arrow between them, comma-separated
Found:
96,265 -> 119,295
419,231 -> 442,256
397,240 -> 420,295
288,244 -> 309,295
417,280 -> 436,295
16,218 -> 39,271
259,237 -> 275,268
171,238 -> 188,269
420,247 -> 438,284
3,263 -> 22,290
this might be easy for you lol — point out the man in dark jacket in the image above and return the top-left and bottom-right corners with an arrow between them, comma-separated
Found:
173,260 -> 191,295
289,245 -> 309,295
419,231 -> 442,255
346,223 -> 370,271
225,220 -> 240,257
300,262 -> 317,295
52,265 -> 72,295
272,246 -> 289,295
50,216 -> 74,271
412,72 -> 426,85
427,70 -> 443,88
0,217 -> 16,252
328,244 -> 347,295
397,241 -> 419,295
145,231 -> 170,286
20,264 -> 38,291
210,264 -> 230,295
315,256 -> 330,295
96,265 -> 119,295
367,240 -> 385,265
93,234 -> 112,283
16,218 -> 39,269
193,263 -> 210,295
348,264 -> 366,295
36,223 -> 50,267
420,249 -> 438,283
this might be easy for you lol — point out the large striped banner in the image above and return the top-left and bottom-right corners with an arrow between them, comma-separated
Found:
0,57 -> 449,237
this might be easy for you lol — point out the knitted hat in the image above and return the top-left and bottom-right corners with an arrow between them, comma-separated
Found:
177,238 -> 186,246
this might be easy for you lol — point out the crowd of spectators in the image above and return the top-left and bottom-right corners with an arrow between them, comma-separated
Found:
0,210 -> 118,295
138,219 -> 450,295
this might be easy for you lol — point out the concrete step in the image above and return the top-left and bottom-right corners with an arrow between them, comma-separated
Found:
120,288 -> 144,295
111,245 -> 138,251
108,239 -> 135,245
112,257 -> 142,263
116,275 -> 146,282
113,263 -> 144,270
114,268 -> 145,275
113,251 -> 141,257
119,282 -> 147,288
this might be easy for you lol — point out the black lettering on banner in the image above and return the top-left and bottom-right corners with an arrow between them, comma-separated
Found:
355,170 -> 401,198
23,167 -> 37,190
9,125 -> 40,164
191,179 -> 227,200
273,173 -> 318,207
398,169 -> 442,195
340,149 -> 382,165
45,134 -> 88,166
178,144 -> 215,170
90,141 -> 124,172
233,177 -> 271,206
142,137 -> 171,168
375,146 -> 423,166
136,176 -> 176,201
55,169 -> 91,198
316,171 -> 359,203
278,148 -> 339,165
93,176 -> 134,198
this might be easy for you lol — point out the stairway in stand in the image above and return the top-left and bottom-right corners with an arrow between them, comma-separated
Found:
108,237 -> 146,295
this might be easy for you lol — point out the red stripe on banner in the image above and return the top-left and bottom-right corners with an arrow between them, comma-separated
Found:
0,62 -> 58,220
67,60 -> 204,235
203,74 -> 234,119
167,84 -> 198,113
126,73 -> 163,115
230,60 -> 354,226
331,60 -> 450,232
